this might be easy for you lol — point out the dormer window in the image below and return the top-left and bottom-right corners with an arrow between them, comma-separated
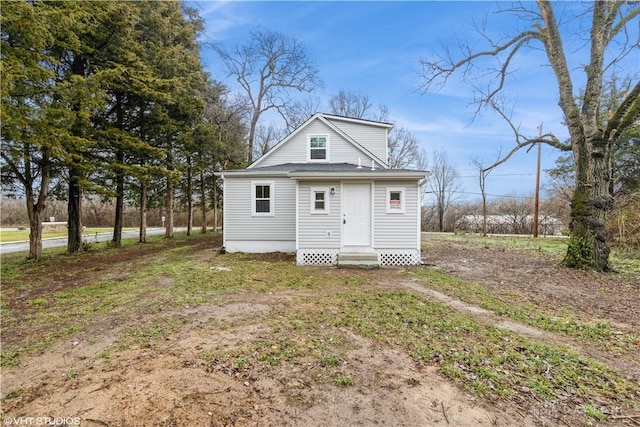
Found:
308,135 -> 328,161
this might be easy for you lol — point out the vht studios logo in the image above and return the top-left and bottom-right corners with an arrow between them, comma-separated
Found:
4,417 -> 81,426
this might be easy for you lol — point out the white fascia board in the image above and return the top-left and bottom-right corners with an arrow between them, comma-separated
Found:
288,172 -> 428,180
219,170 -> 289,178
321,114 -> 394,129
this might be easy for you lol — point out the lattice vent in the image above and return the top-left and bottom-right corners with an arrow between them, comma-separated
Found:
379,249 -> 420,266
297,249 -> 338,265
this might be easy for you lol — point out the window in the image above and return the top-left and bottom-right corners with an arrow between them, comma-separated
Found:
386,187 -> 405,213
308,135 -> 328,161
310,187 -> 330,214
252,181 -> 274,216
314,192 -> 325,210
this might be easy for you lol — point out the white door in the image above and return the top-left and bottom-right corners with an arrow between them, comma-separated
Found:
342,183 -> 371,247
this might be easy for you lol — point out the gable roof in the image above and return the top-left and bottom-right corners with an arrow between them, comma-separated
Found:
248,113 -> 391,169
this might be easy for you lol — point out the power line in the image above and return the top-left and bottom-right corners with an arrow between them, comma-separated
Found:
456,173 -> 536,178
424,190 -> 533,200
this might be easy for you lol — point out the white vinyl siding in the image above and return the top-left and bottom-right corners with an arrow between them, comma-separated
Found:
374,180 -> 420,249
256,120 -> 381,168
298,181 -> 340,249
325,118 -> 388,165
224,177 -> 296,242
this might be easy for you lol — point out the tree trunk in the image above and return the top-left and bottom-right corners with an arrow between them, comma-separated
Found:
19,147 -> 52,260
213,177 -> 218,231
67,170 -> 83,253
480,170 -> 488,237
247,107 -> 260,163
200,170 -> 207,234
26,196 -> 45,260
112,150 -> 125,247
139,180 -> 147,243
112,95 -> 124,247
438,180 -> 445,232
165,175 -> 174,238
186,156 -> 192,236
564,134 -> 612,271
67,54 -> 87,254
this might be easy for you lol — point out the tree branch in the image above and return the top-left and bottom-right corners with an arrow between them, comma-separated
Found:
418,30 -> 539,94
604,80 -> 640,142
481,98 -> 570,173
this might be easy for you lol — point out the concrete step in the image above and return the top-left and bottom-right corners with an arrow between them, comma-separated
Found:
337,252 -> 380,269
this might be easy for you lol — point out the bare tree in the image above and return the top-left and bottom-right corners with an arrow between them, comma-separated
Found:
419,1 -> 639,271
281,96 -> 322,132
254,123 -> 286,159
427,150 -> 461,232
328,89 -> 372,118
471,157 -> 494,237
215,29 -> 322,163
327,89 -> 390,122
388,127 -> 426,170
497,197 -> 534,235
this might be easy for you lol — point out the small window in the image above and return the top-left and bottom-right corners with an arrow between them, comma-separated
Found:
252,181 -> 274,216
309,135 -> 328,161
387,187 -> 405,213
310,187 -> 329,214
315,192 -> 325,210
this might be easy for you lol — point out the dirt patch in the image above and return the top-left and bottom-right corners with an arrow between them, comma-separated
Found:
1,295 -> 537,427
422,235 -> 640,333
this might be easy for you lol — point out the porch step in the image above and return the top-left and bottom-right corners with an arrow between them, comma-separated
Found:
337,252 -> 380,269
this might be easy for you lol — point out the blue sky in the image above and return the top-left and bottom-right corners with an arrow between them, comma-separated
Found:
192,1 -> 637,203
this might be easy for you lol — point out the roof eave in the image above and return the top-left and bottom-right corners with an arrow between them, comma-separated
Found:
216,170 -> 289,178
321,113 -> 394,129
288,171 -> 428,180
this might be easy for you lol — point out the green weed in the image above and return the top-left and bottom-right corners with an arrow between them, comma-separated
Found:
0,348 -> 21,367
334,375 -> 354,387
410,268 -> 638,351
1,388 -> 25,401
582,404 -> 609,421
27,296 -> 48,307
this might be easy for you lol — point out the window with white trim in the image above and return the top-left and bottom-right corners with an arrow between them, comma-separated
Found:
386,187 -> 405,213
310,187 -> 329,214
308,135 -> 328,161
252,181 -> 274,216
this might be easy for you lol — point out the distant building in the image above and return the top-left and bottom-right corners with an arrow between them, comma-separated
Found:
455,214 -> 564,235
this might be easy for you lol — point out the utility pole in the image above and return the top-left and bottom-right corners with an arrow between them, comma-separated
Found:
533,123 -> 542,237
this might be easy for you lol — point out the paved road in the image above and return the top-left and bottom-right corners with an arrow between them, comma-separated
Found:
0,228 -> 185,255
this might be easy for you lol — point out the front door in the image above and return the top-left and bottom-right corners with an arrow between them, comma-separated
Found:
342,183 -> 371,248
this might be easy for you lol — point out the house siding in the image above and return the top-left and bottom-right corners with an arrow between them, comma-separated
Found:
256,121 -> 381,168
223,177 -> 296,245
297,181 -> 341,249
374,180 -> 420,249
325,118 -> 388,164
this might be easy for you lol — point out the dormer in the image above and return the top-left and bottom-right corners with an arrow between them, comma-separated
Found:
249,113 -> 393,169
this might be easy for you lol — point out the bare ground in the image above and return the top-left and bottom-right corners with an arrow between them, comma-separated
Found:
1,234 -> 639,426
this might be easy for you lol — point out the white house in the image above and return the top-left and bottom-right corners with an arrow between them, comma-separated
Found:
218,113 -> 428,267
